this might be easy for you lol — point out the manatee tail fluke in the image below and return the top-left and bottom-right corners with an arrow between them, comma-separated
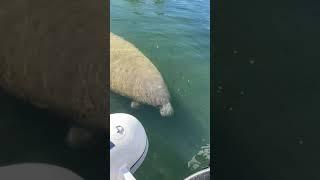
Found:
160,102 -> 174,117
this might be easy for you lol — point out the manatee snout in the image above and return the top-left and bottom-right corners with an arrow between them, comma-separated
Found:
159,102 -> 174,117
132,90 -> 174,117
146,81 -> 174,117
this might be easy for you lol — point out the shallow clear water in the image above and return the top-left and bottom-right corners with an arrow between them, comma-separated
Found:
110,0 -> 210,179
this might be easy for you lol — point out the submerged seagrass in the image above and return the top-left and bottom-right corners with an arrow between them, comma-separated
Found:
0,0 -> 107,145
110,32 -> 173,117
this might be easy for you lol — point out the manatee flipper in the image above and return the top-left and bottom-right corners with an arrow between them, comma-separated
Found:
130,101 -> 141,109
65,126 -> 94,147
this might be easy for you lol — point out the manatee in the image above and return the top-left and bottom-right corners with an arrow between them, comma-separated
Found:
110,32 -> 174,117
0,0 -> 107,146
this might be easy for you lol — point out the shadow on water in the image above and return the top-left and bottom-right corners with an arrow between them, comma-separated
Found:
0,90 -> 106,180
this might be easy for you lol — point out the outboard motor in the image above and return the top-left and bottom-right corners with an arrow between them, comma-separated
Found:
110,113 -> 149,180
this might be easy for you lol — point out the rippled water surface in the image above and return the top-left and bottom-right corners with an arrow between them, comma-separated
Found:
110,0 -> 210,179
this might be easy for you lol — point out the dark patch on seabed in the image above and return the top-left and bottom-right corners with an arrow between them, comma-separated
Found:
215,0 -> 320,179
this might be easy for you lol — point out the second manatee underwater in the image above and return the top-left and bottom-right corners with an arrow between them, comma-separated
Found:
110,33 -> 174,117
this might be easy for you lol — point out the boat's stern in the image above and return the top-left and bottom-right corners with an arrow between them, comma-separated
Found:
110,113 -> 149,180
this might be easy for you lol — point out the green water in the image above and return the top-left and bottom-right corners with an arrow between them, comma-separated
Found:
110,0 -> 210,179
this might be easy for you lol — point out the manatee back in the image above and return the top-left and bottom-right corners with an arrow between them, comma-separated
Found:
110,33 -> 170,106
